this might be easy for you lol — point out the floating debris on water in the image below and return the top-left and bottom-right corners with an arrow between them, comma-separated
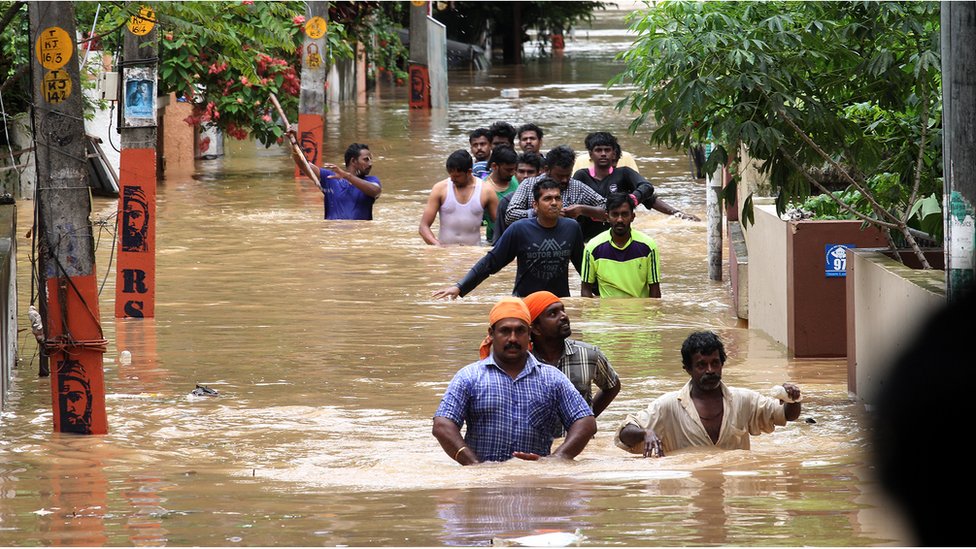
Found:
492,529 -> 585,547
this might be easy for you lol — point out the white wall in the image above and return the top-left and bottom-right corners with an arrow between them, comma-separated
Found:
850,250 -> 945,404
744,202 -> 788,347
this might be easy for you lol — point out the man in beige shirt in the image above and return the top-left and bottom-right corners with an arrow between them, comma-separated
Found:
615,331 -> 802,457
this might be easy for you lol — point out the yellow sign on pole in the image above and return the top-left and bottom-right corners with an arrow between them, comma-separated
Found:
304,16 -> 327,39
42,70 -> 73,104
127,6 -> 156,36
35,26 -> 73,70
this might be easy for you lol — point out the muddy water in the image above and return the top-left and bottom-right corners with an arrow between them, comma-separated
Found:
0,11 -> 910,547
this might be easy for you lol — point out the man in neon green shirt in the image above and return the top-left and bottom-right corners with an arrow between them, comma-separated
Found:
581,193 -> 662,298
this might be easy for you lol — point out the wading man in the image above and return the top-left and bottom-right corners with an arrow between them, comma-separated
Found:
615,331 -> 802,457
289,141 -> 382,220
574,132 -> 697,240
582,193 -> 662,298
483,146 -> 520,243
469,127 -> 492,179
517,123 -> 544,154
524,291 -> 620,423
420,150 -> 498,246
432,297 -> 597,464
504,145 -> 607,227
433,178 -> 584,298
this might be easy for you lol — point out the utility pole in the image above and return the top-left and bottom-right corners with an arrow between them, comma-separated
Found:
408,1 -> 431,110
296,2 -> 328,178
116,4 -> 157,319
705,141 -> 723,281
942,1 -> 976,301
408,1 -> 447,110
29,1 -> 107,434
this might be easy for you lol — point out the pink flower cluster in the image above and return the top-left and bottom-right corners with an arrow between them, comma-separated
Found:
208,61 -> 228,75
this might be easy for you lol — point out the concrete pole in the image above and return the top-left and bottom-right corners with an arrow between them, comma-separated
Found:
297,2 -> 328,176
942,1 -> 976,301
116,3 -> 157,319
706,142 -> 723,281
408,1 -> 430,109
29,1 -> 108,434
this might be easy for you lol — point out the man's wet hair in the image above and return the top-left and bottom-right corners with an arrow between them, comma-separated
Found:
446,149 -> 473,172
545,145 -> 577,170
584,131 -> 619,152
518,151 -> 545,171
469,127 -> 490,143
489,145 -> 518,166
680,331 -> 728,369
533,177 -> 562,202
489,121 -> 516,145
517,123 -> 544,140
344,143 -> 369,165
606,192 -> 635,213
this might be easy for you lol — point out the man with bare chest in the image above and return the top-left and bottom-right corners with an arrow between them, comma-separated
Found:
614,331 -> 802,457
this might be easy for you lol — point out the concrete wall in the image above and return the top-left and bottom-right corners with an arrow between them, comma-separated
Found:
744,202 -> 789,347
847,249 -> 945,404
0,204 -> 15,413
787,219 -> 887,357
728,220 -> 748,319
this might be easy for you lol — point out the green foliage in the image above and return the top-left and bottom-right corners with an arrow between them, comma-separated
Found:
1,1 -> 31,114
434,1 -> 608,52
613,1 -> 943,242
75,2 -> 355,147
332,2 -> 409,83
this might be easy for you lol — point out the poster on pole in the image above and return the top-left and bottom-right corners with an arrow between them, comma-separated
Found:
122,66 -> 156,127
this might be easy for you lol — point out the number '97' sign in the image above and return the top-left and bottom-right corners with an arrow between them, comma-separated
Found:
825,244 -> 855,278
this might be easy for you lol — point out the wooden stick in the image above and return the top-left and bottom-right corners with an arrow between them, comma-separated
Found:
269,93 -> 319,185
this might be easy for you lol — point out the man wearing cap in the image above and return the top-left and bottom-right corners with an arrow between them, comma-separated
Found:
432,297 -> 598,464
523,291 -> 620,420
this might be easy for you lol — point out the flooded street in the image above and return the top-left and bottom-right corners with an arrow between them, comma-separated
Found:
0,11 -> 910,546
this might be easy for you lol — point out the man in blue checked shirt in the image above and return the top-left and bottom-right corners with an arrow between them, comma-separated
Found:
432,297 -> 597,465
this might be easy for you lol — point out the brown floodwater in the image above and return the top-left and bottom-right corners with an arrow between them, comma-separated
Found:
1,10 -> 911,547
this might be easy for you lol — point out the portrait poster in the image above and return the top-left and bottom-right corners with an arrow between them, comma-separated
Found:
408,64 -> 430,109
122,66 -> 156,127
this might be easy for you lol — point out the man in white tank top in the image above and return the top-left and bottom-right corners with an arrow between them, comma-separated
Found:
419,150 -> 499,246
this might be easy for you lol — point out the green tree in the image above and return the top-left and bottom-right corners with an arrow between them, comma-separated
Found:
613,1 -> 942,267
434,1 -> 608,63
75,2 -> 353,147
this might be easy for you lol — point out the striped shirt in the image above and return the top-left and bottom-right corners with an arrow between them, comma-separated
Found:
582,229 -> 661,298
504,175 -> 607,226
434,353 -> 594,462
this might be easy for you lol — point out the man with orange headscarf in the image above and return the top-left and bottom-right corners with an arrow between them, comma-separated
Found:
523,291 -> 620,424
433,297 -> 597,464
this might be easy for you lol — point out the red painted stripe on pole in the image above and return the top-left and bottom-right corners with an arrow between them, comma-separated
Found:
116,147 -> 156,319
46,274 -> 108,435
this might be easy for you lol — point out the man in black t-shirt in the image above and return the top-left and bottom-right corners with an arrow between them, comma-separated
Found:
434,178 -> 584,299
574,132 -> 699,241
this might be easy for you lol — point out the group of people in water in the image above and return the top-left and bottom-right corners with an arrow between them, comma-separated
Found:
287,121 -> 803,464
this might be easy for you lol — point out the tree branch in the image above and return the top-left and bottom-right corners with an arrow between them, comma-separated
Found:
779,148 -> 898,229
774,104 -> 901,224
904,82 -> 930,224
0,64 -> 29,96
0,1 -> 24,37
